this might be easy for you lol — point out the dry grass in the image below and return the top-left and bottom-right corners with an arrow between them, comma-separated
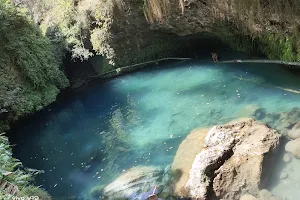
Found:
143,0 -> 171,23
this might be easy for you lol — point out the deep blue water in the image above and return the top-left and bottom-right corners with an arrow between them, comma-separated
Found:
10,60 -> 300,199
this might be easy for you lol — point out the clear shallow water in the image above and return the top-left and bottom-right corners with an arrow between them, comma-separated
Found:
10,60 -> 300,199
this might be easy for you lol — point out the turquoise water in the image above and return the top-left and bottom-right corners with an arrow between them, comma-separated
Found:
10,60 -> 300,199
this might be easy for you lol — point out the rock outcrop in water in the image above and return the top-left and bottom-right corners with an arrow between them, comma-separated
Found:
102,166 -> 172,199
239,106 -> 300,137
173,118 -> 279,199
171,128 -> 209,196
285,138 -> 300,159
287,122 -> 300,139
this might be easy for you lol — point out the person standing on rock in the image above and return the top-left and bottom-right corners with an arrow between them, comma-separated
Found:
211,52 -> 219,62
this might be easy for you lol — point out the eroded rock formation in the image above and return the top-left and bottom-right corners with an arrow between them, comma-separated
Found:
172,118 -> 279,199
171,128 -> 210,196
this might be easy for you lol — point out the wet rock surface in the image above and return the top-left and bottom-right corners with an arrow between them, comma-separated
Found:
173,118 -> 279,200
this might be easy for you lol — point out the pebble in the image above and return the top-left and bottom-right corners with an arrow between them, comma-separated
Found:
283,153 -> 292,163
280,171 -> 288,180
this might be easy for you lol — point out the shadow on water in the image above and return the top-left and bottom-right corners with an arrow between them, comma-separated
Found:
9,80 -> 133,197
266,137 -> 290,190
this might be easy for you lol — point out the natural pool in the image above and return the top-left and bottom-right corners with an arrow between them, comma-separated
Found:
9,60 -> 300,199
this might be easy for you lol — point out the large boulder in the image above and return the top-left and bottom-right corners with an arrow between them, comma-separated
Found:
102,165 -> 172,199
178,118 -> 279,200
285,138 -> 300,159
102,166 -> 161,199
288,122 -> 300,139
171,128 -> 209,196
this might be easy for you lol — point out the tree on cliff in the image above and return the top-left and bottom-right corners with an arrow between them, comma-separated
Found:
0,0 -> 69,132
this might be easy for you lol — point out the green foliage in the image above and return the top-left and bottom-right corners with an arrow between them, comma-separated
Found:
213,21 -> 300,63
0,0 -> 69,132
0,0 -> 68,89
90,27 -> 115,65
45,25 -> 68,67
217,0 -> 300,61
258,33 -> 298,62
0,134 -> 50,198
19,186 -> 51,200
234,0 -> 300,20
37,0 -> 94,61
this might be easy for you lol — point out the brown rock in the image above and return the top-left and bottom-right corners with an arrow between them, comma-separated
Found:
212,119 -> 279,200
288,122 -> 300,139
171,128 -> 209,196
285,138 -> 300,159
240,194 -> 258,200
180,118 -> 279,200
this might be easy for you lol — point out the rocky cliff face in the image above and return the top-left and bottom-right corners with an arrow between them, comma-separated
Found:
129,0 -> 300,61
5,0 -> 300,132
15,0 -> 300,71
92,0 -> 300,65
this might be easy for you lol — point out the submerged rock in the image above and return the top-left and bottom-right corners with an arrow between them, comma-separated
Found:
283,153 -> 292,163
278,108 -> 300,130
285,138 -> 300,159
240,194 -> 258,200
102,166 -> 168,200
174,118 -> 279,200
253,108 -> 267,120
255,107 -> 300,136
280,171 -> 288,180
258,189 -> 280,200
238,105 -> 260,117
288,122 -> 300,139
